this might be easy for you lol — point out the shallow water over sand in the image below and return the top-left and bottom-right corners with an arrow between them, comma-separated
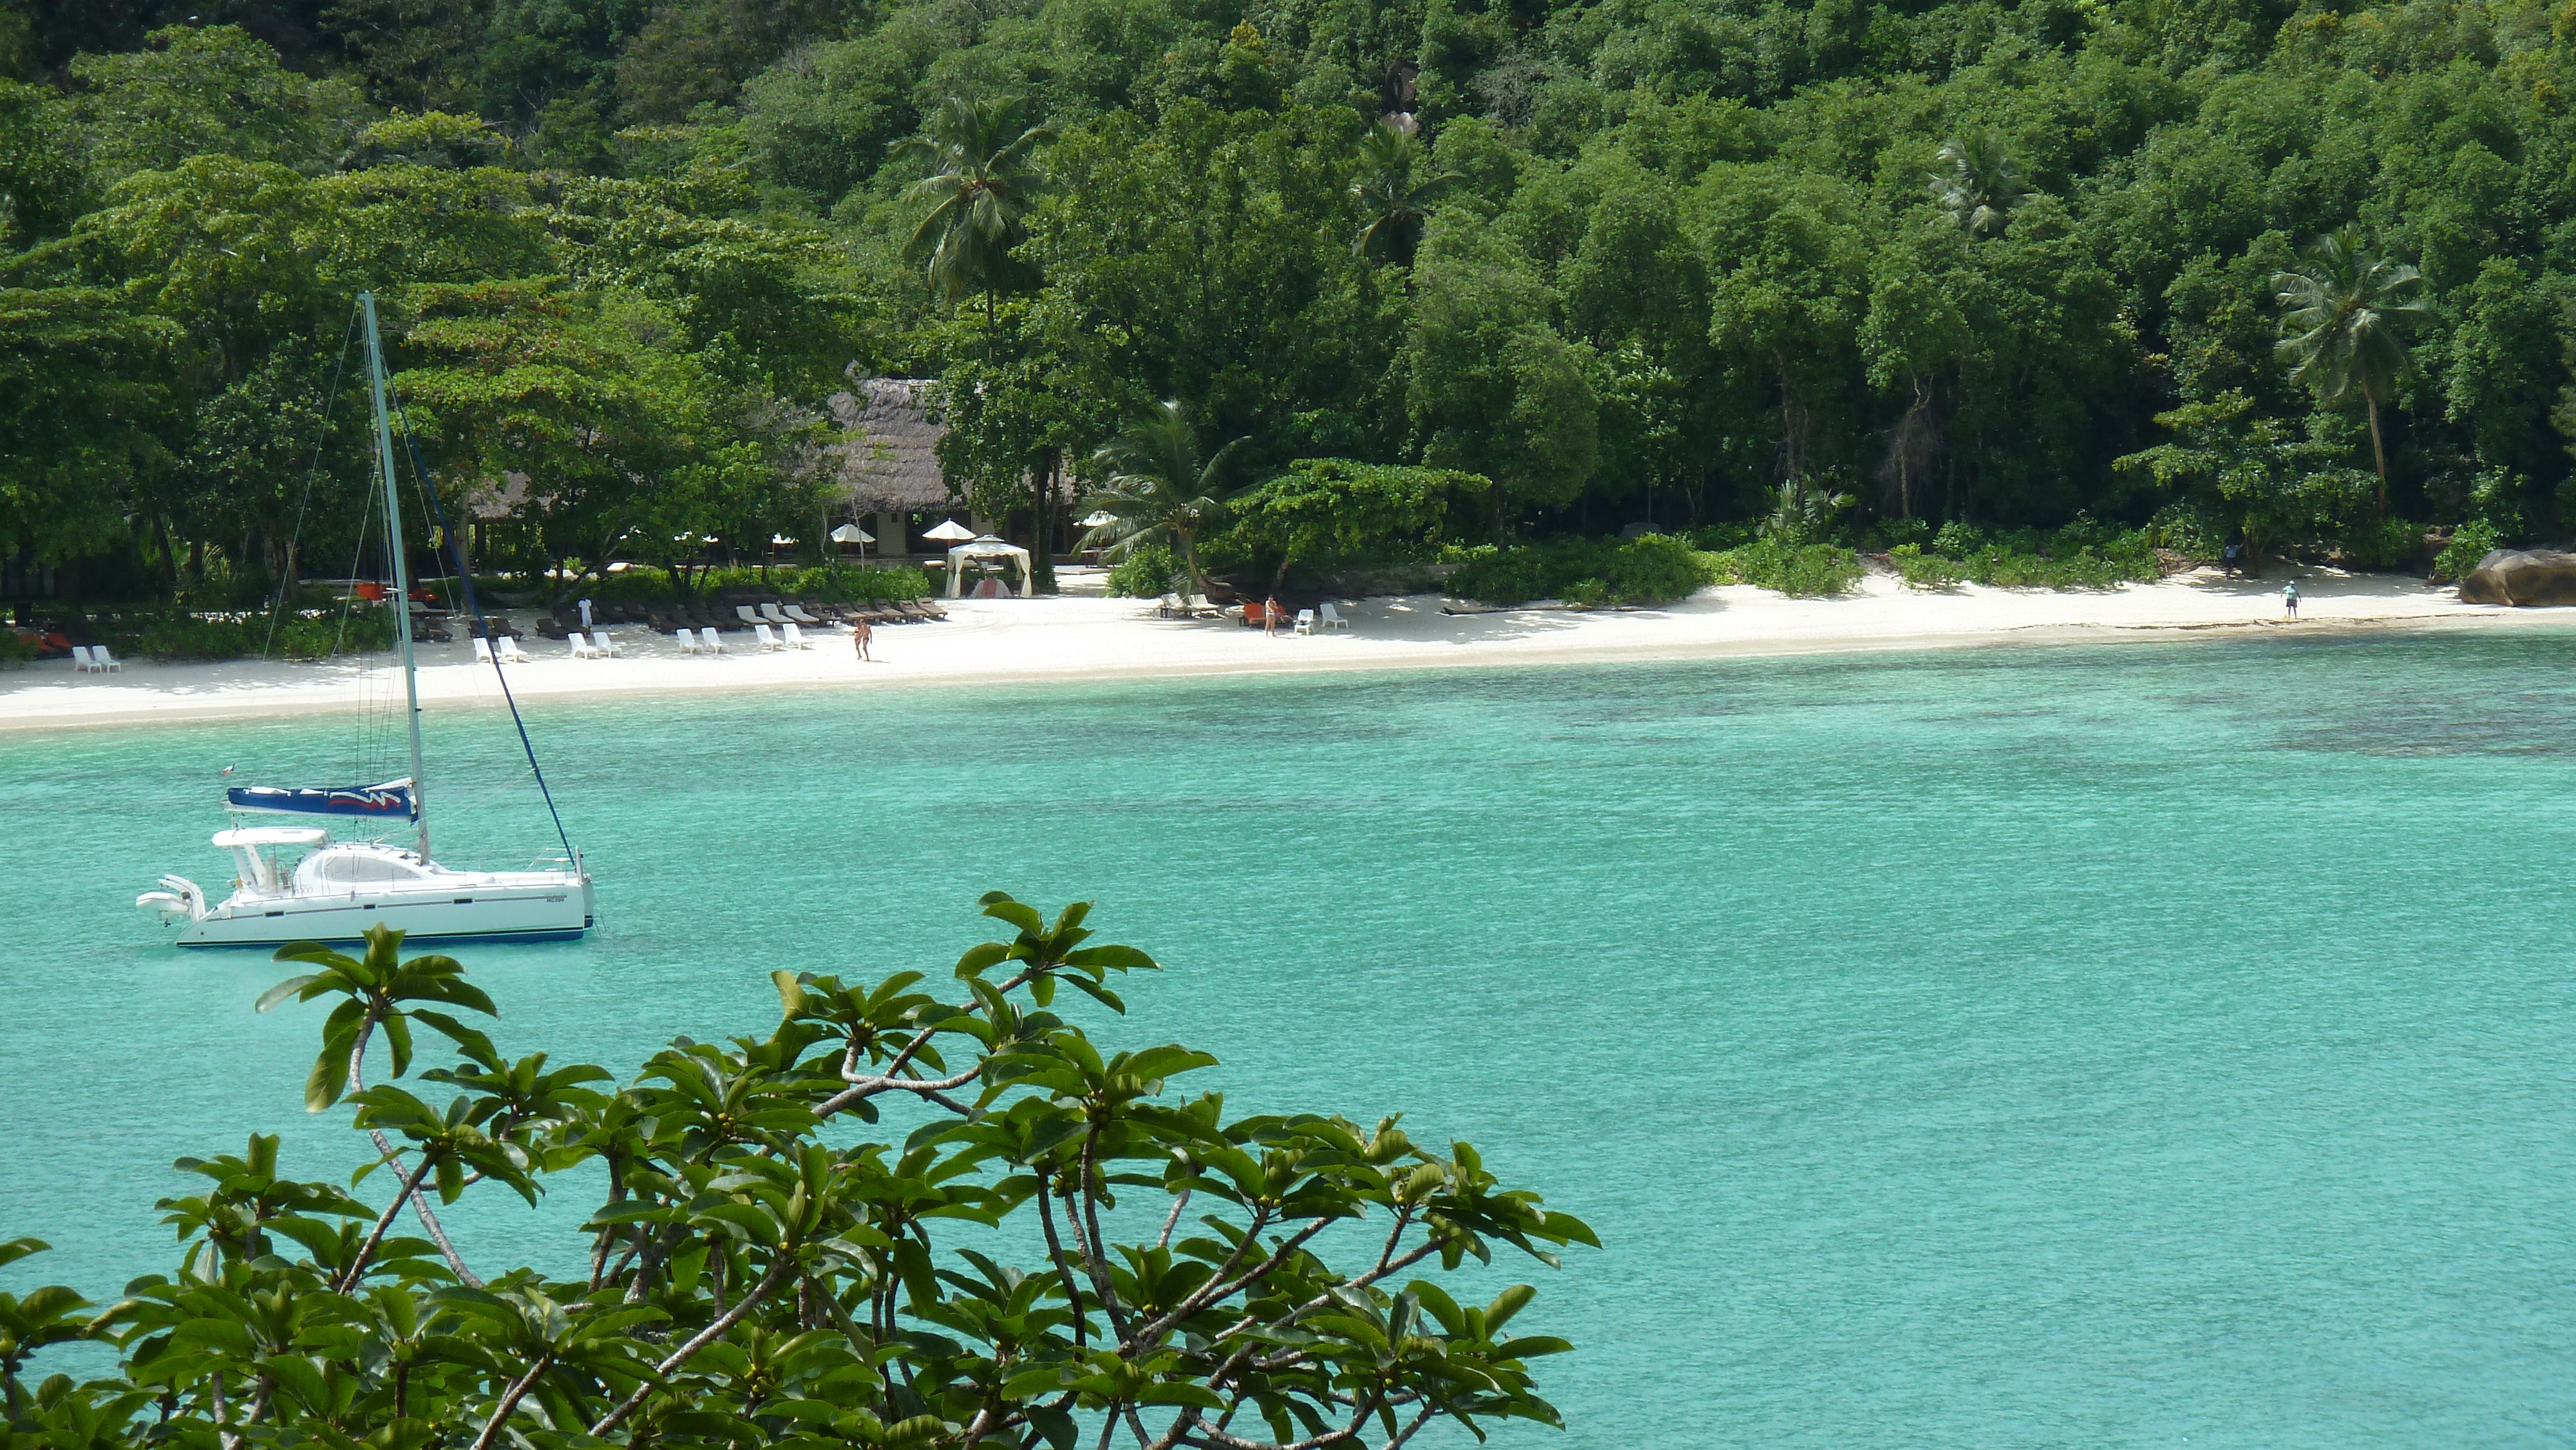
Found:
7,629 -> 2576,1447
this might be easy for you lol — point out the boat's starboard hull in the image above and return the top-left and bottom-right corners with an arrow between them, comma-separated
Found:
171,879 -> 593,948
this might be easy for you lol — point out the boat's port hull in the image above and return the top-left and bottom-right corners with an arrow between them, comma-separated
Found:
171,882 -> 592,948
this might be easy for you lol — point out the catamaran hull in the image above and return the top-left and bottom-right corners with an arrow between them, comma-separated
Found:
172,881 -> 594,948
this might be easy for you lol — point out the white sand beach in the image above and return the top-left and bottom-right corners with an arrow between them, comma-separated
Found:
3,567 -> 2556,731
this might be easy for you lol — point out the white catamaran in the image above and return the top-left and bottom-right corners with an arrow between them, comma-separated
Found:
138,294 -> 593,948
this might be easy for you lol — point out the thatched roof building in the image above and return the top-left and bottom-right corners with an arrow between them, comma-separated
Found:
829,378 -> 952,513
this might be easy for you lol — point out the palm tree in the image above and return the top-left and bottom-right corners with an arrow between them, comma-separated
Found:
890,95 -> 1055,350
1927,133 -> 2036,239
1083,401 -> 1251,598
2272,226 -> 2433,514
1350,120 -> 1461,267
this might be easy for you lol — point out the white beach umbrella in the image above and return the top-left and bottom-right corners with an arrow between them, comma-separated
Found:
829,523 -> 873,544
1078,510 -> 1119,529
923,519 -> 977,543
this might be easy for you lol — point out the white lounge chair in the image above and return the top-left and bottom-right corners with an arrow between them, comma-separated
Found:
1293,608 -> 1314,636
759,603 -> 793,625
753,623 -> 782,651
1153,593 -> 1180,618
782,603 -> 822,624
91,645 -> 122,673
781,622 -> 813,648
699,627 -> 726,655
1187,593 -> 1222,617
592,629 -> 621,657
567,632 -> 595,659
496,636 -> 528,663
1319,602 -> 1350,632
674,628 -> 701,654
70,645 -> 95,673
473,637 -> 496,663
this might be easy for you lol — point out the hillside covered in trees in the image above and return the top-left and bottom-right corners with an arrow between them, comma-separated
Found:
2,0 -> 2571,601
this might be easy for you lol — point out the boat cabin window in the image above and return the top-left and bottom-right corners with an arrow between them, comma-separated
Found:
296,851 -> 432,889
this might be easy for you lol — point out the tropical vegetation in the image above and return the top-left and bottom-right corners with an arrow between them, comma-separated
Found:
9,0 -> 2576,620
0,894 -> 1593,1450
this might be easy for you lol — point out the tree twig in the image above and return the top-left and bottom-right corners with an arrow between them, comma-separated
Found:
589,1250 -> 795,1436
467,1352 -> 552,1450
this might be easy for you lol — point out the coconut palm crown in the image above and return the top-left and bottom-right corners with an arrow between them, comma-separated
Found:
1083,400 -> 1252,597
1927,133 -> 2036,239
890,95 -> 1055,330
1350,120 -> 1462,265
2271,225 -> 2434,511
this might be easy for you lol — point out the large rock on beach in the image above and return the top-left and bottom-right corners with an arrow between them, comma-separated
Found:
2459,549 -> 2576,606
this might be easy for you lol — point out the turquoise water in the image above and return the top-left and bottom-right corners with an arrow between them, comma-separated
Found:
8,629 -> 2576,1447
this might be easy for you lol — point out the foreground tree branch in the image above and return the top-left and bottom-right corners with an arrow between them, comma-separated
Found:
6,896 -> 1593,1450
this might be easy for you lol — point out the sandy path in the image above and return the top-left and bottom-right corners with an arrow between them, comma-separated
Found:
2,568 -> 2555,731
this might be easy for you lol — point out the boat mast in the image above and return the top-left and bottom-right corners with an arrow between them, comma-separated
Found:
359,292 -> 431,862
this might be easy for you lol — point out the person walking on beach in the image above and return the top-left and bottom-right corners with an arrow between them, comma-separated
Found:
577,597 -> 593,631
853,616 -> 873,661
2282,579 -> 2299,621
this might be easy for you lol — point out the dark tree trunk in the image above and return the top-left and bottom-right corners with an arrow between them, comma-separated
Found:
1030,449 -> 1057,592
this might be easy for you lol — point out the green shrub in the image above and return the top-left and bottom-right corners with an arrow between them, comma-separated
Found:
1104,544 -> 1180,598
274,609 -> 395,660
2147,500 -> 2228,561
2433,519 -> 2502,583
809,566 -> 933,603
1444,534 -> 1714,606
1932,520 -> 1985,556
1708,538 -> 1866,596
134,615 -> 255,661
2339,516 -> 2425,571
1891,543 -> 1967,588
0,630 -> 33,668
1895,520 -> 2161,590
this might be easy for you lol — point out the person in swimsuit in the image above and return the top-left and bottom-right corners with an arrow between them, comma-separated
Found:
2282,579 -> 2298,620
854,616 -> 873,661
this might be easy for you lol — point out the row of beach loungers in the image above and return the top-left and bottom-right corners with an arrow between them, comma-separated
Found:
462,597 -> 949,664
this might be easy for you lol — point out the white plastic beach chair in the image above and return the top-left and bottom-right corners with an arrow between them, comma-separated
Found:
1319,602 -> 1350,632
781,622 -> 812,649
783,603 -> 822,624
699,628 -> 725,655
473,637 -> 496,664
1153,593 -> 1180,618
760,603 -> 793,625
1187,594 -> 1222,617
674,628 -> 699,654
1293,608 -> 1314,636
496,636 -> 528,663
753,623 -> 782,652
567,632 -> 594,659
91,645 -> 122,673
593,629 -> 621,657
70,645 -> 94,673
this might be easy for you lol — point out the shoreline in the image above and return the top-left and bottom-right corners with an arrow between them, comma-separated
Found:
3,569 -> 2559,733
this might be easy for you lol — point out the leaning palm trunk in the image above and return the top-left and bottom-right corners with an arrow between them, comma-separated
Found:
2271,227 -> 2429,520
1084,400 -> 1245,600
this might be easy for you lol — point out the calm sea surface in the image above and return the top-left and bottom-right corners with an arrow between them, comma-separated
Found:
6,628 -> 2576,1447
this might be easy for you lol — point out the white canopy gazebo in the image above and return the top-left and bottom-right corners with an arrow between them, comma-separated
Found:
945,534 -> 1033,597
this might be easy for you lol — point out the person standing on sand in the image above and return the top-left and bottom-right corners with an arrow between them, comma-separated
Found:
577,597 -> 593,631
853,616 -> 873,661
2282,579 -> 2299,621
1262,596 -> 1281,637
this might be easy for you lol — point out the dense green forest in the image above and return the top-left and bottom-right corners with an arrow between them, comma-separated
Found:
3,0 -> 2571,606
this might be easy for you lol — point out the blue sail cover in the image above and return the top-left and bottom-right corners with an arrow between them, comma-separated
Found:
227,782 -> 416,819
